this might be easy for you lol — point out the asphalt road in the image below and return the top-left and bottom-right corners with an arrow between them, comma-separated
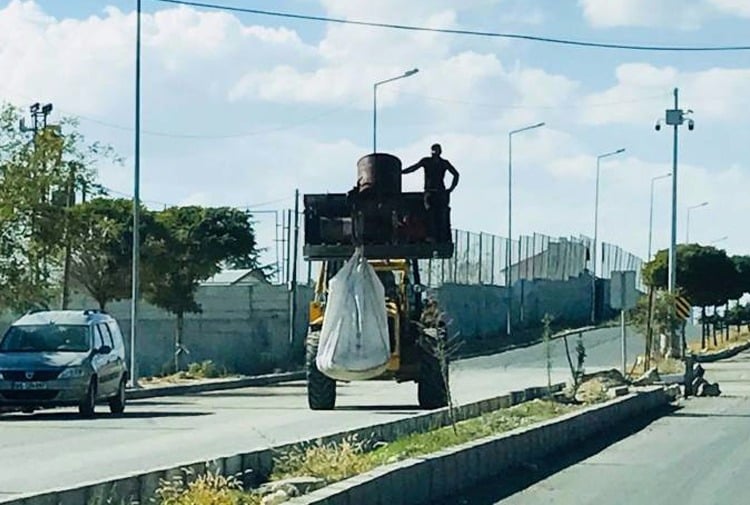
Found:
446,346 -> 750,505
0,325 -> 666,500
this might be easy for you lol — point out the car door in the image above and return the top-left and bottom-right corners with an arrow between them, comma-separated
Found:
106,321 -> 127,381
101,322 -> 124,389
92,324 -> 116,397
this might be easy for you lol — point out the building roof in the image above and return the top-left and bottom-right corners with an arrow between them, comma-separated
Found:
201,269 -> 269,286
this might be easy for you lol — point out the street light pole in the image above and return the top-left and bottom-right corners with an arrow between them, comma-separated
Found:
373,68 -> 418,153
130,0 -> 142,388
648,172 -> 672,261
506,122 -> 545,338
591,148 -> 626,324
685,201 -> 709,243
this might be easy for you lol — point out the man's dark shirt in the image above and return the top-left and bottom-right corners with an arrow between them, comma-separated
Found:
403,156 -> 459,192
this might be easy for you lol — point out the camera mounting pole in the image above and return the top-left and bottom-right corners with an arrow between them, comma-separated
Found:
654,87 -> 695,358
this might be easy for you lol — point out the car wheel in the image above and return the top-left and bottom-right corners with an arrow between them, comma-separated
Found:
108,377 -> 126,415
78,379 -> 96,419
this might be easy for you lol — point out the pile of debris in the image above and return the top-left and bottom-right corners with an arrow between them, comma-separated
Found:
561,369 -> 630,404
690,363 -> 721,397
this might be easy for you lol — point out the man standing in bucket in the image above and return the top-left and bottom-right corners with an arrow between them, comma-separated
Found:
402,143 -> 459,241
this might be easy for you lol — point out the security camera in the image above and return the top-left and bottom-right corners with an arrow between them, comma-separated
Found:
688,119 -> 695,131
655,122 -> 661,131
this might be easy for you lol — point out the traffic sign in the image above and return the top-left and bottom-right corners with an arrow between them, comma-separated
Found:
675,296 -> 691,320
610,270 -> 637,310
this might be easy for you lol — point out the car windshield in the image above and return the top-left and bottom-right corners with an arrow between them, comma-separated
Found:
0,324 -> 91,353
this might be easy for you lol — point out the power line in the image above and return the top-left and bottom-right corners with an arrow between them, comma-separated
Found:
153,0 -> 750,52
100,185 -> 291,210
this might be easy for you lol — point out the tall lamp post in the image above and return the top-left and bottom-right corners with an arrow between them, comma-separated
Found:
648,172 -> 672,261
506,121 -> 545,337
373,68 -> 419,153
710,236 -> 728,246
655,87 -> 695,357
591,148 -> 626,323
130,0 -> 143,388
685,201 -> 708,243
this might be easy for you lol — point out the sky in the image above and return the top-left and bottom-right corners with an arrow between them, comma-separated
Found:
1,0 -> 749,271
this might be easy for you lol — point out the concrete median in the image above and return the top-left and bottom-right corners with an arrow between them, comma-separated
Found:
285,386 -> 671,505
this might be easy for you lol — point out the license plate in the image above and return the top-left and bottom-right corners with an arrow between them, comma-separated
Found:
12,382 -> 47,390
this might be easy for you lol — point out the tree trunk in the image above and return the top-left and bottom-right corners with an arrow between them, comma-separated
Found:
725,302 -> 730,341
645,287 -> 655,370
98,299 -> 107,312
712,306 -> 718,347
175,312 -> 184,373
701,306 -> 707,349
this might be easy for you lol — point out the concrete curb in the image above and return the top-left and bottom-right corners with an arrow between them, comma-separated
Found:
126,371 -> 305,400
694,341 -> 750,363
0,382 -> 567,505
285,387 -> 671,505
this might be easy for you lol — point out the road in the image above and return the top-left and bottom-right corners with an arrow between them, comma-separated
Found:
0,325 -> 664,500
446,346 -> 750,505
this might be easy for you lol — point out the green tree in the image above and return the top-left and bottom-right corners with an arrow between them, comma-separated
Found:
644,244 -> 742,349
732,255 -> 750,297
67,198 -> 157,310
0,103 -> 117,312
144,206 -> 259,371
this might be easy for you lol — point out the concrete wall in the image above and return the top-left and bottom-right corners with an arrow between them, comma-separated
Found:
0,273 -> 614,376
435,273 -> 604,341
66,284 -> 314,378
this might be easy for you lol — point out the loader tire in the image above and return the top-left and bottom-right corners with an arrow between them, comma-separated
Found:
306,331 -> 336,410
418,351 -> 448,409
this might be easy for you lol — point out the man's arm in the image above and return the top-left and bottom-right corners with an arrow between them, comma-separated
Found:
446,160 -> 460,192
402,158 -> 425,174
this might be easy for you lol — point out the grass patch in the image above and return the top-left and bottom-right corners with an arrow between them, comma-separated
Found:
142,360 -> 233,385
156,473 -> 260,505
272,399 -> 578,484
153,399 -> 589,504
688,329 -> 750,354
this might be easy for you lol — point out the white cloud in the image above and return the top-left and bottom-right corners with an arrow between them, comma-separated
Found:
578,0 -> 707,29
707,0 -> 750,17
580,63 -> 750,125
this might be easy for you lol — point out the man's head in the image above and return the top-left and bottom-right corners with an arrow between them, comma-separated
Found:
431,143 -> 442,157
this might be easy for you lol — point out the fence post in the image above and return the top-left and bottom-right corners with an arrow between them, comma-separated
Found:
453,228 -> 459,283
465,231 -> 471,284
478,233 -> 483,284
490,234 -> 496,285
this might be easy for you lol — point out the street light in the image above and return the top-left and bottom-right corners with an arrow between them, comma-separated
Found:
710,236 -> 728,245
685,201 -> 708,243
648,172 -> 672,261
373,68 -> 419,153
506,121 -> 545,337
130,0 -> 143,388
591,147 -> 626,323
655,87 -> 695,358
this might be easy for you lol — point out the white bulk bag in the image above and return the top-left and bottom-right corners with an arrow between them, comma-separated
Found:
316,248 -> 391,381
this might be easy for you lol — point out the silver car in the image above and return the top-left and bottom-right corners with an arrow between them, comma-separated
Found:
0,309 -> 129,418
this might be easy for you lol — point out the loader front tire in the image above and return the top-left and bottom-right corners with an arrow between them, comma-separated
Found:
418,351 -> 448,409
306,331 -> 336,410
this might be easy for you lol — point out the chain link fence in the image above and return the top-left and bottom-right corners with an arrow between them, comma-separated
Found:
421,229 -> 644,290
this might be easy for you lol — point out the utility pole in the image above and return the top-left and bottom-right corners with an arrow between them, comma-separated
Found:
655,88 -> 695,358
289,191 -> 300,352
130,0 -> 143,388
60,161 -> 83,310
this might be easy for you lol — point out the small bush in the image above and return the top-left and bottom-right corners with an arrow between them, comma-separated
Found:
156,473 -> 259,505
272,436 -> 374,483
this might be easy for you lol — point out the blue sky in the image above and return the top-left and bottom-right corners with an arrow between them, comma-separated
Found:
2,0 -> 750,269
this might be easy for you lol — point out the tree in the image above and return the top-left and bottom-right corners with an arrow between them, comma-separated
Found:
0,103 -> 117,312
67,198 -> 156,310
144,206 -> 259,371
644,244 -> 742,350
732,255 -> 750,297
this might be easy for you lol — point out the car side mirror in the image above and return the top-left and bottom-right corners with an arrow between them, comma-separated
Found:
98,345 -> 112,355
